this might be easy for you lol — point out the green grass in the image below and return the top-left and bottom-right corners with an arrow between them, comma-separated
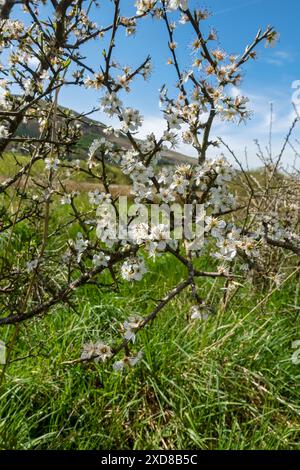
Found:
0,152 -> 45,178
1,152 -> 299,450
0,253 -> 299,450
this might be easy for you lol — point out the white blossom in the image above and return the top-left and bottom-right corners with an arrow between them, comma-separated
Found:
123,315 -> 144,342
128,222 -> 149,245
158,188 -> 175,203
190,305 -> 209,321
88,189 -> 111,206
74,232 -> 89,262
135,0 -> 155,15
113,350 -> 143,371
92,252 -> 110,268
168,0 -> 188,11
205,216 -> 226,239
291,340 -> 300,365
149,224 -> 170,252
100,92 -> 122,116
165,113 -> 183,130
45,158 -> 60,171
88,139 -> 105,159
60,194 -> 72,205
26,259 -> 39,273
121,108 -> 143,132
0,125 -> 9,139
121,257 -> 147,282
81,341 -> 112,363
214,239 -> 237,261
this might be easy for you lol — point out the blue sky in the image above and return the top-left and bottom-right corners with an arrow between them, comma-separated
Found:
20,1 -> 300,167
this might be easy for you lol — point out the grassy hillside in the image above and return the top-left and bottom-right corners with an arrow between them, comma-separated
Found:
11,102 -> 195,166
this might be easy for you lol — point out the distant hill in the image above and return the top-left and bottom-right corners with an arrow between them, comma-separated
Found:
14,102 -> 196,166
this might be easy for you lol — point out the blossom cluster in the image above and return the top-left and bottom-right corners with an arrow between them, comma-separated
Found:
0,0 -> 283,374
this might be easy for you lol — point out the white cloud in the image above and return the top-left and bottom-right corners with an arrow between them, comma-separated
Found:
214,0 -> 266,16
211,88 -> 299,167
137,115 -> 167,139
265,50 -> 295,67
